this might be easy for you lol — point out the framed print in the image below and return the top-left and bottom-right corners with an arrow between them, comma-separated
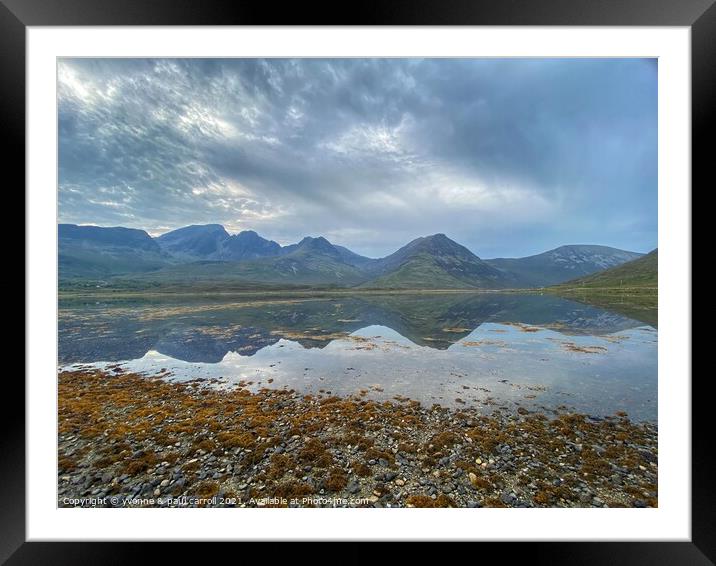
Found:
10,0 -> 707,562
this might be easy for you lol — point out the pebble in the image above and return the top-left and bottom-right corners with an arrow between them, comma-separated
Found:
58,370 -> 658,509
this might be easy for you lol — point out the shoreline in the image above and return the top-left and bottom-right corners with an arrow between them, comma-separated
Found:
58,287 -> 536,301
58,369 -> 658,508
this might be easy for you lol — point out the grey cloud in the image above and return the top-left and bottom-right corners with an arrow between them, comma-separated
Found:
58,58 -> 657,258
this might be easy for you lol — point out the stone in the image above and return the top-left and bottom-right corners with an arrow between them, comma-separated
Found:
500,491 -> 516,505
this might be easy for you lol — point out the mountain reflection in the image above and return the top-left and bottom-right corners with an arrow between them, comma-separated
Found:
59,293 -> 653,364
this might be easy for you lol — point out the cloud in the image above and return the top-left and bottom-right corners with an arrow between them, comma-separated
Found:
58,58 -> 657,257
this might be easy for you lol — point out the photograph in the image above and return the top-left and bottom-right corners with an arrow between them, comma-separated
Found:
56,57 -> 658,509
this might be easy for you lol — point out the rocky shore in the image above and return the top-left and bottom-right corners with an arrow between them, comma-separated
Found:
58,369 -> 657,508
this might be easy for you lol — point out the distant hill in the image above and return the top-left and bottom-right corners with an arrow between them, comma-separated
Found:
219,230 -> 282,261
554,249 -> 657,290
156,225 -> 281,261
486,245 -> 643,287
124,235 -> 367,287
59,222 -> 648,292
258,236 -> 367,285
333,245 -> 376,269
59,224 -> 169,279
361,234 -> 513,289
155,224 -> 229,260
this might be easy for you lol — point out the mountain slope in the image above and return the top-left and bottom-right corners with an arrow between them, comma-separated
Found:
362,234 -> 514,289
219,230 -> 282,261
155,224 -> 230,260
555,249 -> 657,289
125,235 -> 367,288
239,236 -> 367,285
333,245 -> 376,269
547,249 -> 657,326
486,245 -> 643,287
59,224 -> 169,279
155,225 -> 282,261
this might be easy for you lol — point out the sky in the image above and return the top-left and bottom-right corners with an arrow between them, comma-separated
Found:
58,58 -> 657,259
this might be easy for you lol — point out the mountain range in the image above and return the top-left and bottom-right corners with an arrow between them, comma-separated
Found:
58,223 -> 646,290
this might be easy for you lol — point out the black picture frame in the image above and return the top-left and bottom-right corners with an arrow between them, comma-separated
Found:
8,0 -> 706,562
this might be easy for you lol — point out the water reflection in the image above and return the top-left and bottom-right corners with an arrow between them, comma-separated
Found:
59,293 -> 653,363
59,293 -> 657,421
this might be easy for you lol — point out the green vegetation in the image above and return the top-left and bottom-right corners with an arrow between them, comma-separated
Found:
59,224 -> 172,279
552,249 -> 657,290
114,257 -> 364,287
485,245 -> 643,287
60,226 -> 652,295
360,253 -> 485,289
547,250 -> 657,326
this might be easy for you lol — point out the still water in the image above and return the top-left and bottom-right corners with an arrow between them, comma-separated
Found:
58,293 -> 657,422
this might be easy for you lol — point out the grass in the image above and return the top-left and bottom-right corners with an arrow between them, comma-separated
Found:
546,250 -> 657,326
58,285 -> 510,300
